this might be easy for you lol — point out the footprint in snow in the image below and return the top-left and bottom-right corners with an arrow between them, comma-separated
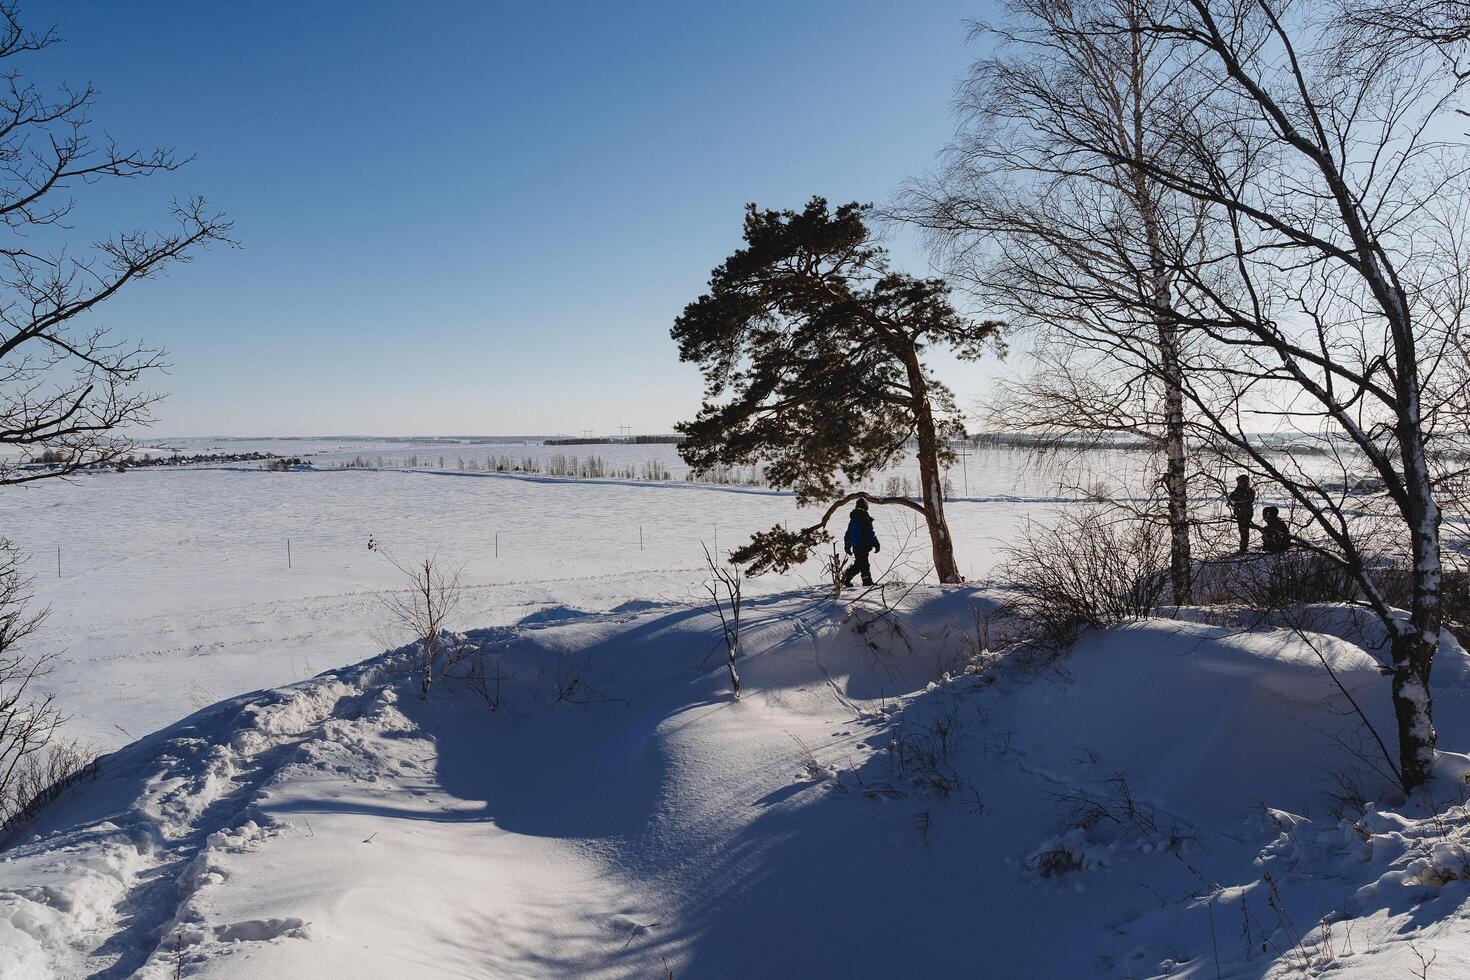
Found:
211,917 -> 310,943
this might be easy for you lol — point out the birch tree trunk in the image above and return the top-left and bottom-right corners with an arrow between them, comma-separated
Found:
1158,322 -> 1193,605
1392,358 -> 1442,788
1126,12 -> 1194,606
1136,193 -> 1192,605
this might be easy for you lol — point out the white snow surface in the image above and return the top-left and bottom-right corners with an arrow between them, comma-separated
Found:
3,456 -> 1470,977
4,587 -> 1470,977
1,458 -> 1072,751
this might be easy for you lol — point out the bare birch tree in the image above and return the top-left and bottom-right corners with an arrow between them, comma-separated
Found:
1341,0 -> 1469,119
1093,0 -> 1470,791
896,0 -> 1215,603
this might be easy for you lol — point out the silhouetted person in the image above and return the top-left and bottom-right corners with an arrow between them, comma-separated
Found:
1261,506 -> 1290,554
841,497 -> 880,587
1227,474 -> 1256,554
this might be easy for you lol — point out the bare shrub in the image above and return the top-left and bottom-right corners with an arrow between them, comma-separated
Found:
1027,772 -> 1195,879
1323,766 -> 1374,823
545,651 -> 619,705
702,545 -> 742,697
372,544 -> 470,699
0,541 -> 98,836
849,578 -> 922,670
1410,943 -> 1438,980
2,737 -> 98,834
884,703 -> 983,814
957,603 -> 1020,680
1027,844 -> 1085,878
1195,549 -> 1363,613
786,731 -> 838,784
454,648 -> 507,711
1001,512 -> 1170,648
821,543 -> 849,596
1054,773 -> 1171,839
887,707 -> 964,797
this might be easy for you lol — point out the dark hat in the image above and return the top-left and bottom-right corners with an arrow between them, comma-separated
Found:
854,497 -> 869,511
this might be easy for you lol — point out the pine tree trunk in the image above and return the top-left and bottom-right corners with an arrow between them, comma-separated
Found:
903,353 -> 962,583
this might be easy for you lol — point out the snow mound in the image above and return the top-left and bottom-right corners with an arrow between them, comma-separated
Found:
2,588 -> 1469,978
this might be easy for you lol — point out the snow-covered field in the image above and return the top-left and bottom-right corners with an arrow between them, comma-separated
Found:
1,444 -> 1082,751
3,443 -> 1470,978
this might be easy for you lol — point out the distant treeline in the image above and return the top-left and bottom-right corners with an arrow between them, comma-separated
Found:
965,432 -> 1154,451
24,451 -> 283,473
121,452 -> 282,469
962,431 -> 1470,459
543,435 -> 685,446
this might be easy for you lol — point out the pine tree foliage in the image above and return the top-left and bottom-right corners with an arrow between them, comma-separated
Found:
672,197 -> 1001,581
728,524 -> 831,578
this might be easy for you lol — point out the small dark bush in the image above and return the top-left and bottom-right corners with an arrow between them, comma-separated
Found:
1001,512 -> 1170,648
1194,549 -> 1361,611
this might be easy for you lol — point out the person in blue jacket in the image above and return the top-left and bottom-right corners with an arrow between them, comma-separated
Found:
841,497 -> 881,587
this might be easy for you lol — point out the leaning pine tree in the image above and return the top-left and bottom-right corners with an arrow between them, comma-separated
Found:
672,197 -> 1001,583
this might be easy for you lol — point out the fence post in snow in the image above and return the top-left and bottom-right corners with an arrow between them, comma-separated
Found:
640,526 -> 643,551
57,546 -> 60,578
495,532 -> 499,558
287,538 -> 292,569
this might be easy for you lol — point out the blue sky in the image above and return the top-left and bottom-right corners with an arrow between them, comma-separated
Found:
42,1 -> 1000,436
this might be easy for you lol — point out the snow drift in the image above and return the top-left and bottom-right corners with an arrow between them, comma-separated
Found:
3,587 -> 1470,978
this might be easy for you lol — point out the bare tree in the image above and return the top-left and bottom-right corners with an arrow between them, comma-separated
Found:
1090,0 -> 1470,791
1341,0 -> 1469,119
896,0 -> 1216,603
702,545 -> 742,697
375,547 -> 470,699
0,4 -> 231,482
908,0 -> 1467,789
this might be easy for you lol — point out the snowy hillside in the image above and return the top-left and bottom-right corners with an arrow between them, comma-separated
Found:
5,586 -> 1470,978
